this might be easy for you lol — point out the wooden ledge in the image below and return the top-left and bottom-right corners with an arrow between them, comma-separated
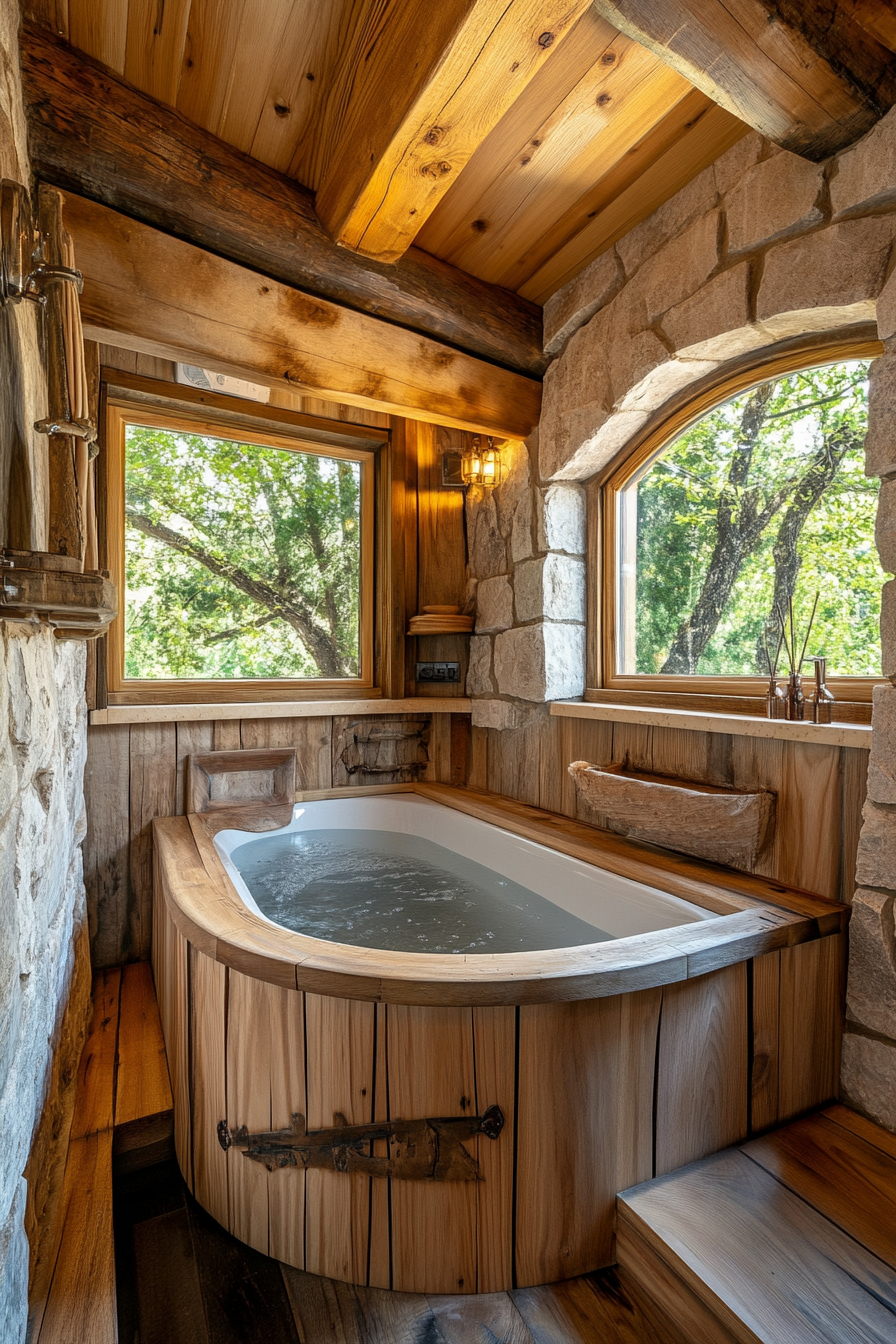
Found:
90,697 -> 471,725
550,700 -> 872,749
153,783 -> 847,1007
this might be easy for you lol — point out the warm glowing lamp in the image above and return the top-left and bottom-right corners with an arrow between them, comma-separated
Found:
461,435 -> 501,487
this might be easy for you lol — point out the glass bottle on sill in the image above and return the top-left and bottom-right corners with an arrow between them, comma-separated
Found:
765,676 -> 787,719
808,656 -> 835,724
785,671 -> 806,721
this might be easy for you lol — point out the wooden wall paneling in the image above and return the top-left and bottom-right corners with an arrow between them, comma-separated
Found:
189,946 -> 229,1227
267,984 -> 307,1268
731,735 -> 841,897
382,418 -> 417,700
449,713 -> 471,788
414,425 -> 469,701
239,716 -> 333,791
213,721 -> 242,751
515,996 -> 628,1285
778,934 -> 845,1123
187,0 -> 287,151
654,963 -> 749,1176
425,712 -> 453,784
840,745 -> 869,901
226,969 -> 274,1255
468,725 -> 489,792
68,0 -> 127,73
128,722 -> 177,959
368,1001 -> 391,1289
536,711 -> 565,815
558,715 -> 614,819
486,716 -> 543,807
387,1005 -> 478,1294
471,1005 -> 517,1294
303,993 -> 376,1283
170,919 -> 192,1183
83,723 -> 131,968
175,721 -> 215,815
616,987 -> 664,1190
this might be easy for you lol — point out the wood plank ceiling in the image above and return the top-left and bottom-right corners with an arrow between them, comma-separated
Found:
24,0 -> 749,302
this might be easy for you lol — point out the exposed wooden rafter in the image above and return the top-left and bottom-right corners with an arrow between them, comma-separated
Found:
20,23 -> 546,378
313,0 -> 594,262
589,0 -> 896,160
63,193 -> 541,440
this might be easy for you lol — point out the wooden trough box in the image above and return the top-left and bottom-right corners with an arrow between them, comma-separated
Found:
568,760 -> 776,870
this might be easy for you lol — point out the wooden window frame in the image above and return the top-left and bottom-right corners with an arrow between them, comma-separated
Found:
590,331 -> 886,716
103,393 -> 377,705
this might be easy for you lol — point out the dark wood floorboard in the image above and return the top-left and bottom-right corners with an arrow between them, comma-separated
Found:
511,1269 -> 692,1344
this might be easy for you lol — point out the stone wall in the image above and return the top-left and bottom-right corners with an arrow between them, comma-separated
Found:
0,5 -> 92,1340
466,112 -> 896,1131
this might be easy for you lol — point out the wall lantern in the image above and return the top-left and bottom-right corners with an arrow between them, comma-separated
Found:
461,435 -> 501,488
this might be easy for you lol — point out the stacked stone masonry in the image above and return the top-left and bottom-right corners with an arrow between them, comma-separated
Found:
0,4 -> 93,1339
467,108 -> 896,1132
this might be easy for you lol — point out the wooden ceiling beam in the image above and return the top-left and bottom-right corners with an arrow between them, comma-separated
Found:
63,193 -> 541,441
19,22 -> 546,378
589,0 -> 896,160
313,0 -> 594,262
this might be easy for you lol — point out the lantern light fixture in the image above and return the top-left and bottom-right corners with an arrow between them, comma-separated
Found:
461,435 -> 501,488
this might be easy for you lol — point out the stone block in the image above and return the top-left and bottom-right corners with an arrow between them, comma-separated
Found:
830,103 -> 896,218
543,248 -> 624,357
0,1180 -> 28,1344
868,684 -> 896,804
617,352 -> 719,416
466,635 -> 495,696
855,797 -> 896,889
725,152 -> 823,253
756,217 -> 896,337
846,888 -> 896,1039
536,485 -> 585,556
475,575 -> 513,633
661,263 -> 758,361
494,622 -> 585,701
515,554 -> 585,624
510,499 -> 533,562
466,489 -> 506,579
877,270 -> 896,344
841,1030 -> 896,1133
540,405 -> 650,483
882,579 -> 896,674
494,437 -> 530,540
713,132 -> 766,198
471,699 -> 521,731
626,211 -> 721,326
864,353 -> 896,478
876,477 -> 896,574
617,165 -> 718,277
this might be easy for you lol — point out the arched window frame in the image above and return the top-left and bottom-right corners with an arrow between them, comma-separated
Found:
590,331 -> 886,719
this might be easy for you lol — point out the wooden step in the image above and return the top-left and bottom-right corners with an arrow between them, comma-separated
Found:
617,1105 -> 896,1344
35,961 -> 174,1344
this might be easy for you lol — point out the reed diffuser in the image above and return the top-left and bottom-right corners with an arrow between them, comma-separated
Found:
774,593 -> 820,722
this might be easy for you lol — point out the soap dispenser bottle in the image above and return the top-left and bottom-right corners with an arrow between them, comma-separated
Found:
808,656 -> 835,724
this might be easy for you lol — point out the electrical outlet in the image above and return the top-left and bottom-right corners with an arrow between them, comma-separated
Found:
415,661 -> 461,683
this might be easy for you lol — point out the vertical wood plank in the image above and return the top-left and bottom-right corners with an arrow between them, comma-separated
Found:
240,716 -> 332,791
83,723 -> 131,968
368,1001 -> 391,1289
382,417 -> 418,699
468,725 -> 488,791
226,969 -> 273,1255
655,964 -> 749,1177
267,984 -> 307,1269
116,961 -> 172,1127
129,722 -> 177,959
472,1005 -> 516,1293
840,745 -> 869,902
515,996 -> 634,1286
304,993 -> 375,1283
70,968 -> 121,1140
778,934 -> 845,1122
616,987 -> 664,1190
170,922 -> 191,1184
175,721 -> 215,815
751,951 -> 780,1135
190,946 -> 229,1228
213,720 -> 242,751
449,713 -> 471,787
388,1005 -> 477,1294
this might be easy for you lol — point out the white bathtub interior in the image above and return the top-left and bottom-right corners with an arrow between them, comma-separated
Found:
213,795 -> 717,952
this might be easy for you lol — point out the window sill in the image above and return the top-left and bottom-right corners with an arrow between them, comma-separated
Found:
549,700 -> 872,749
89,696 -> 472,726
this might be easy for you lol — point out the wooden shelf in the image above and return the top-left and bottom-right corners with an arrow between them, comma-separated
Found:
551,700 -> 872,749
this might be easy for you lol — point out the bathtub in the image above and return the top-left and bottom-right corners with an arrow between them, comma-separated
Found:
152,781 -> 847,1294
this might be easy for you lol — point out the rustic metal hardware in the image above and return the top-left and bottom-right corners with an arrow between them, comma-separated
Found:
217,1104 -> 505,1180
0,180 -> 84,310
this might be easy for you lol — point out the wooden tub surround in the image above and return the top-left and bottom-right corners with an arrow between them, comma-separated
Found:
151,782 -> 847,1295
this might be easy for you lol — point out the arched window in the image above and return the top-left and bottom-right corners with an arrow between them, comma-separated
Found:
598,340 -> 885,713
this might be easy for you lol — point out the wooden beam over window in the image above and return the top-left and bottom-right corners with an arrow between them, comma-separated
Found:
20,22 -> 545,378
64,193 -> 541,441
590,0 -> 896,160
313,0 -> 594,262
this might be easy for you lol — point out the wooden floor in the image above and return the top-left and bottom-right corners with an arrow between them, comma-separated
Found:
618,1104 -> 896,1344
114,1158 -> 689,1344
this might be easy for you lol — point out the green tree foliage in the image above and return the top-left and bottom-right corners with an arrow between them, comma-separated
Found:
630,360 -> 882,677
124,425 -> 361,679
